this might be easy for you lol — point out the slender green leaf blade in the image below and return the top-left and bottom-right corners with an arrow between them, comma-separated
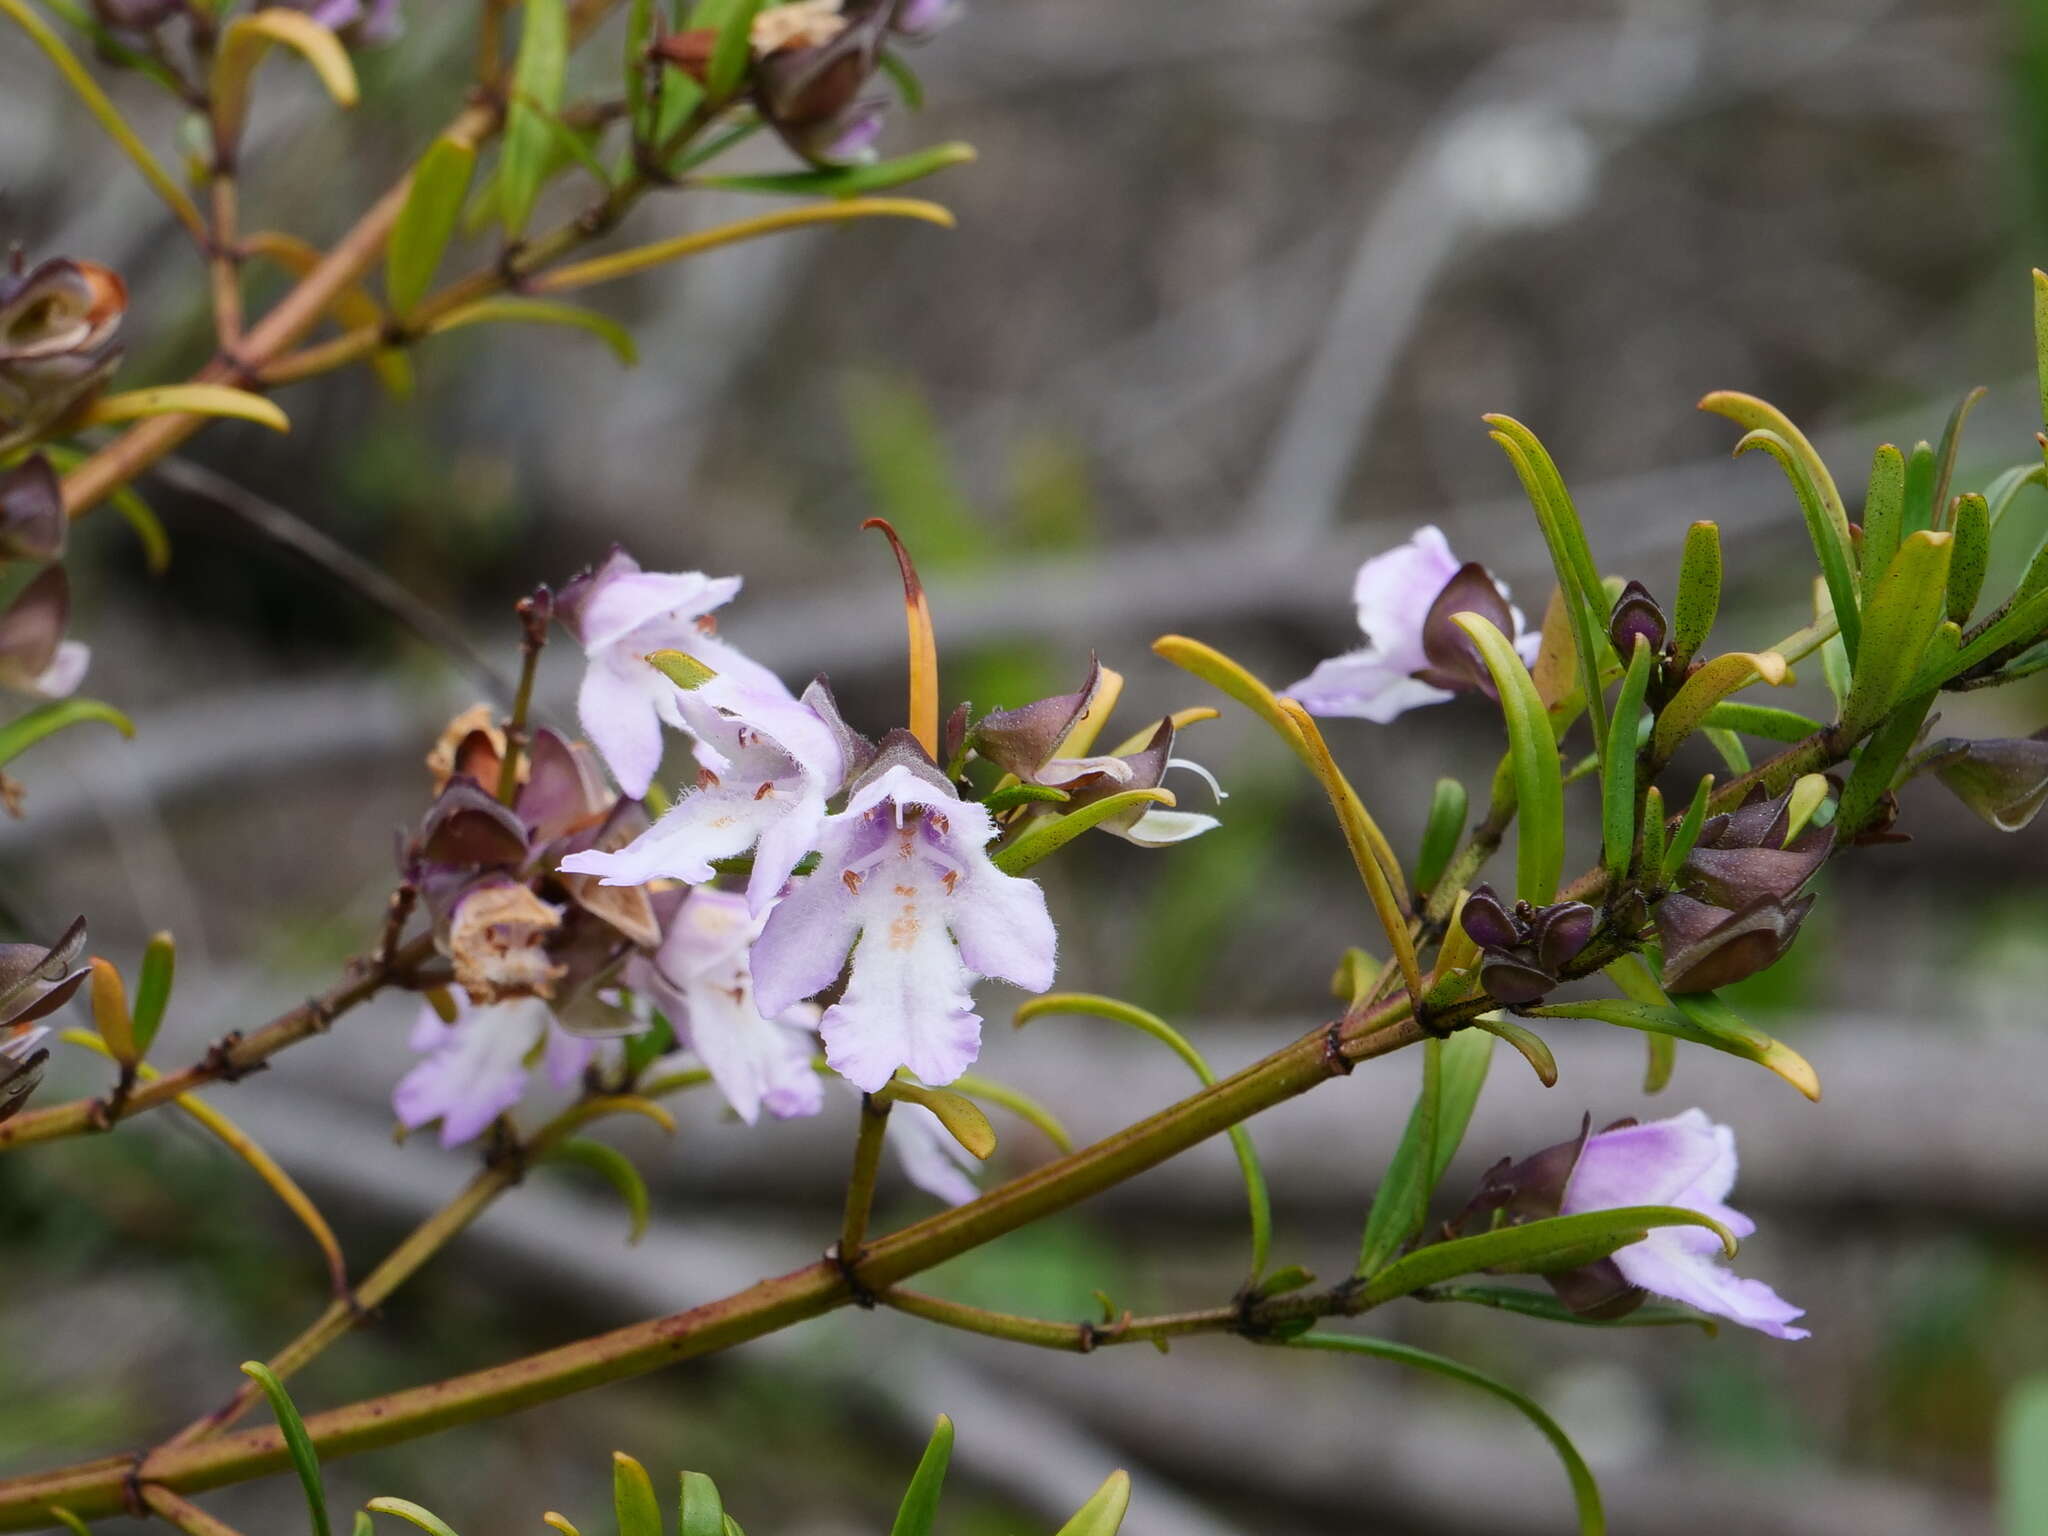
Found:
1732,427 -> 1861,663
388,135 -> 477,315
1527,996 -> 1819,1101
1670,519 -> 1721,671
889,1415 -> 954,1536
1841,529 -> 1952,736
990,788 -> 1171,873
363,1500 -> 460,1536
1859,444 -> 1904,609
130,931 -> 175,1058
1054,1472 -> 1132,1536
613,1453 -> 662,1536
0,697 -> 134,768
499,0 -> 570,236
1452,613 -> 1564,903
1287,1333 -> 1604,1535
1947,493 -> 1991,625
1601,636 -> 1654,881
698,142 -> 977,199
545,1139 -> 652,1243
241,1362 -> 331,1536
1425,1283 -> 1716,1332
678,1472 -> 725,1536
1415,776 -> 1468,893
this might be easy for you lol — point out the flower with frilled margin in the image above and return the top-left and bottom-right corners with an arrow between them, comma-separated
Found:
1463,1108 -> 1807,1339
751,736 -> 1057,1093
560,682 -> 849,914
0,565 -> 89,699
630,889 -> 823,1125
394,993 -> 595,1148
1289,526 -> 1540,724
559,548 -> 790,799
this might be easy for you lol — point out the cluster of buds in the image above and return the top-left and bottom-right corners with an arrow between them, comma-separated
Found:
0,457 -> 92,712
1458,886 -> 1598,1007
1653,785 -> 1831,994
0,917 -> 89,1125
0,254 -> 124,454
1450,1108 -> 1807,1338
657,0 -> 953,167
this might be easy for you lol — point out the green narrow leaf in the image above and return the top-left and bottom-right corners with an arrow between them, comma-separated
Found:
1782,773 -> 1830,843
1425,1283 -> 1716,1332
499,0 -> 570,236
362,1500 -> 460,1536
1361,1206 -> 1736,1306
1859,444 -> 1905,609
1527,996 -> 1819,1101
1053,1472 -> 1132,1536
1287,1333 -> 1603,1535
1731,427 -> 1861,663
1699,390 -> 1850,544
388,136 -> 477,315
1639,786 -> 1666,878
1600,636 -> 1654,882
544,1139 -> 652,1243
979,783 -> 1069,814
880,1080 -> 996,1160
1902,440 -> 1937,535
353,1513 -> 375,1536
990,788 -> 1172,874
1650,651 -> 1789,765
46,1510 -> 92,1536
889,1415 -> 954,1536
1669,519 -> 1721,672
1986,462 -> 2048,528
1016,993 -> 1270,1278
1471,1015 -> 1556,1086
1643,1033 -> 1676,1094
678,1472 -> 725,1536
613,1452 -> 662,1536
1838,661 -> 1946,835
2035,270 -> 2048,431
1705,727 -> 1751,773
1483,418 -> 1610,761
1697,702 -> 1825,742
688,0 -> 764,100
1662,774 -> 1714,881
698,142 -> 977,200
1927,386 -> 1987,532
426,297 -> 638,365
1414,777 -> 1468,893
1840,529 -> 1953,737
1451,613 -> 1564,903
624,0 -> 655,127
876,49 -> 923,108
1357,1031 -> 1493,1276
948,1071 -> 1072,1153
241,1362 -> 331,1536
1946,493 -> 1991,625
0,697 -> 135,769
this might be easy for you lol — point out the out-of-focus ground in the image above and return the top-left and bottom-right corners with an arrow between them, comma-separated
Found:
5,0 -> 2048,1531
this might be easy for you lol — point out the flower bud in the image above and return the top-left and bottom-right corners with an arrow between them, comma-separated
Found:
1655,890 -> 1814,994
1607,580 -> 1667,658
0,456 -> 65,564
752,0 -> 895,165
0,565 -> 90,699
0,258 -> 125,446
1928,730 -> 2048,832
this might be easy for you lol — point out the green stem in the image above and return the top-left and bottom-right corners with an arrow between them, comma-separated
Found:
838,1093 -> 892,1266
0,934 -> 433,1152
0,1006 -> 1425,1527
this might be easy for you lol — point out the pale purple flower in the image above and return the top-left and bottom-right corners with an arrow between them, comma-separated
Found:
394,994 -> 594,1148
265,0 -> 402,45
629,889 -> 823,1125
890,0 -> 958,37
888,1100 -> 980,1205
1289,525 -> 1540,724
559,684 -> 844,914
559,549 -> 791,799
750,750 -> 1057,1093
1563,1109 -> 1808,1340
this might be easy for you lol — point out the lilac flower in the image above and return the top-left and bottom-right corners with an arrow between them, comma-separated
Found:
751,741 -> 1057,1093
0,565 -> 89,699
1467,1108 -> 1806,1338
888,1100 -> 980,1205
889,0 -> 958,38
263,0 -> 402,46
558,548 -> 791,798
393,993 -> 594,1148
559,683 -> 845,914
630,889 -> 823,1125
1563,1110 -> 1808,1339
1289,526 -> 1540,724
